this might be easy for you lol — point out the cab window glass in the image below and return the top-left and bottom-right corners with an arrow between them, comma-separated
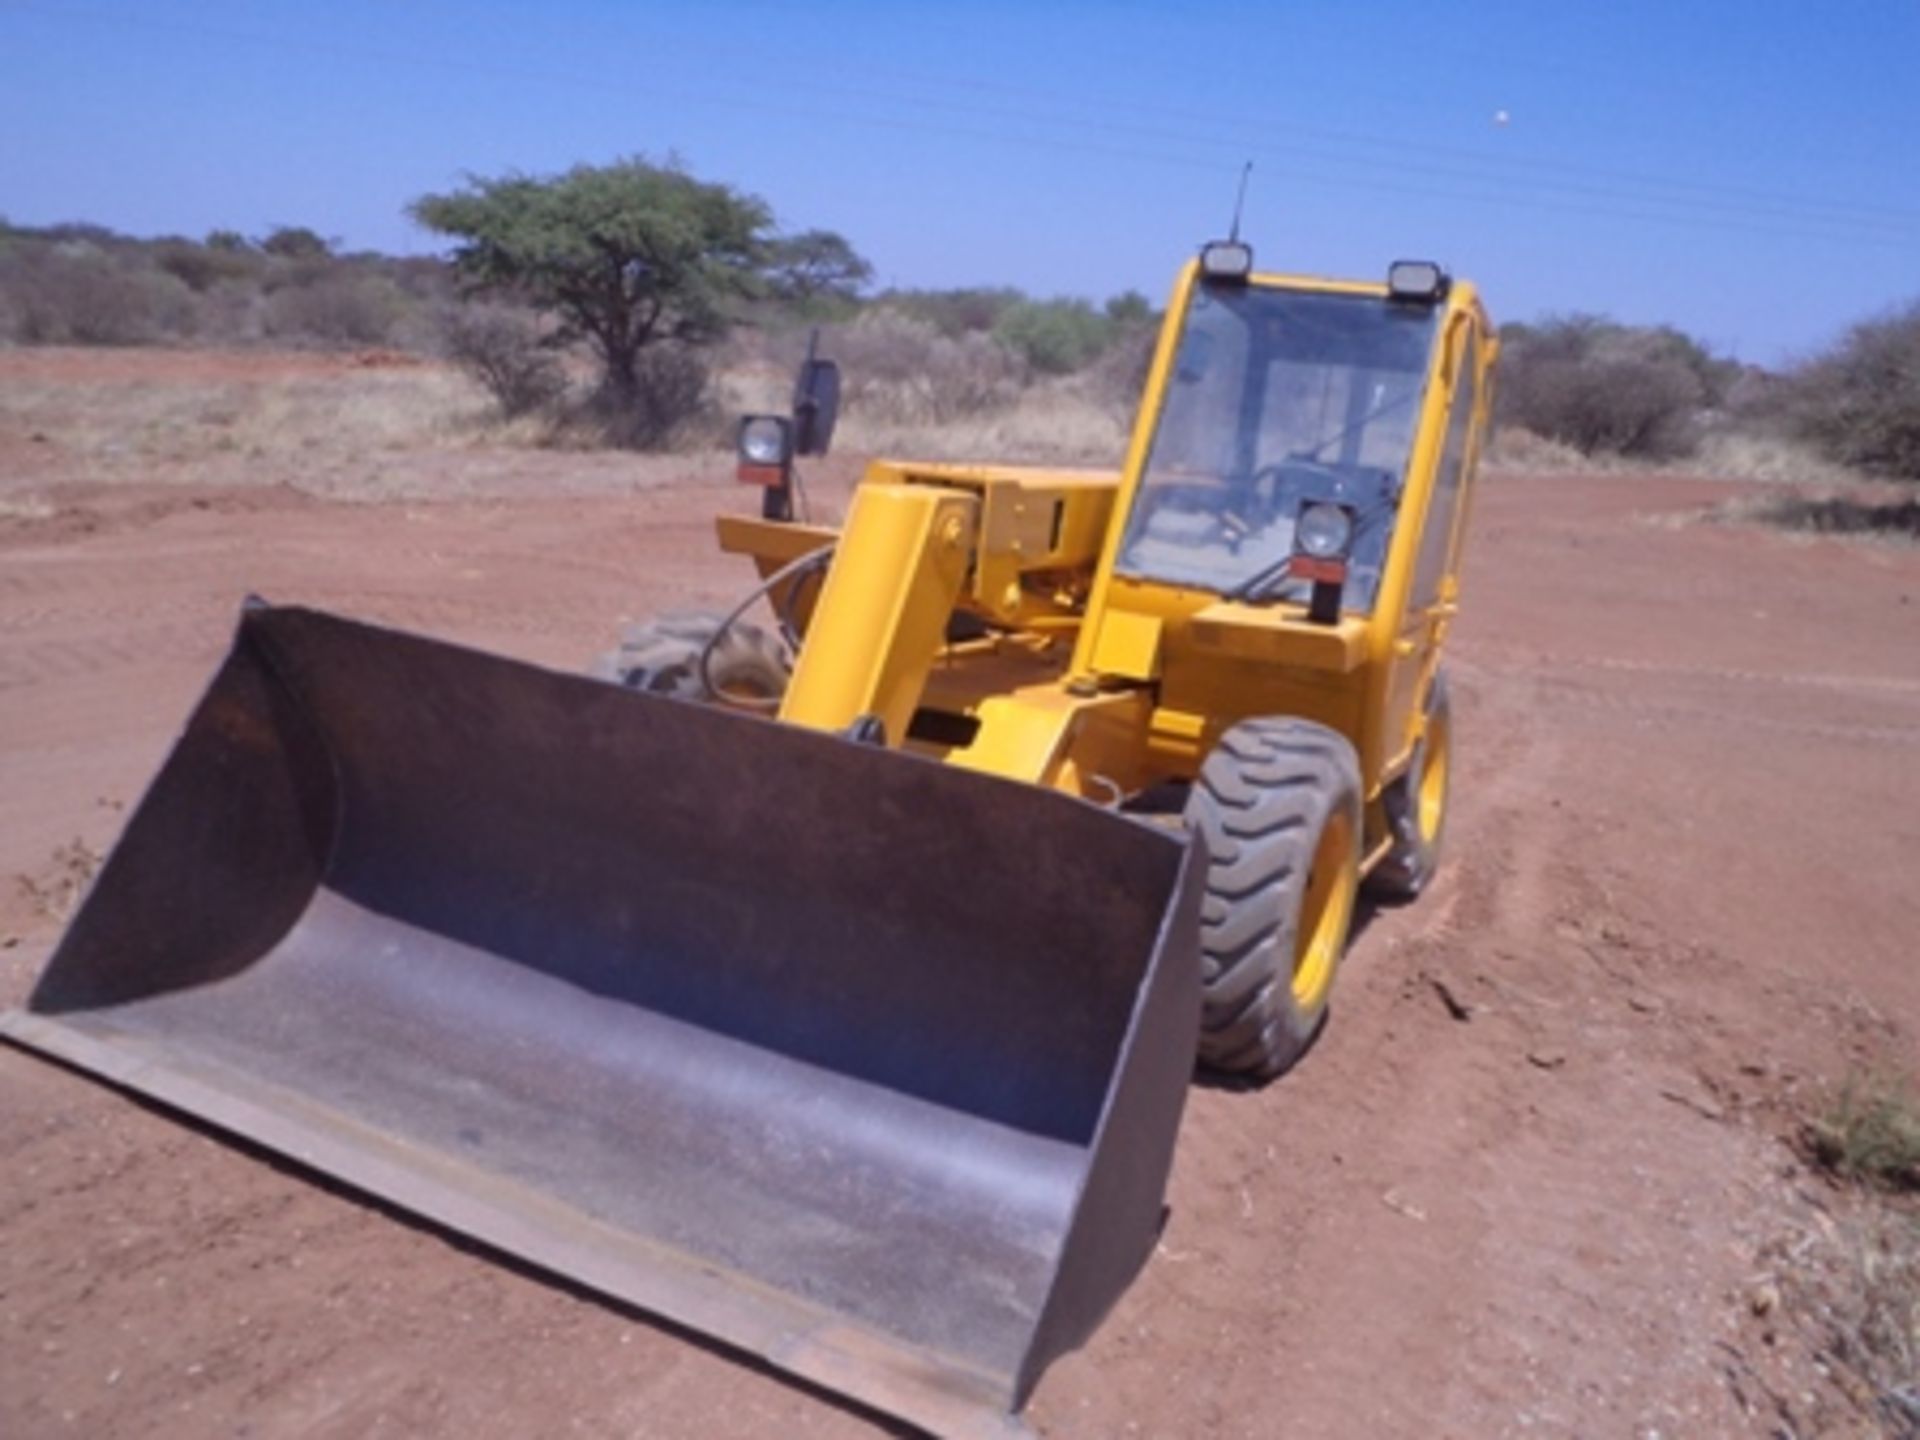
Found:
1118,286 -> 1439,612
1410,328 -> 1478,608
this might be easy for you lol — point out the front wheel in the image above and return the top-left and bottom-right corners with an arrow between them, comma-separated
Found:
590,612 -> 790,706
1183,717 -> 1363,1081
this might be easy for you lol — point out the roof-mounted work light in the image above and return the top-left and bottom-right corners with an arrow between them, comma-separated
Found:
1199,240 -> 1254,284
1386,259 -> 1450,303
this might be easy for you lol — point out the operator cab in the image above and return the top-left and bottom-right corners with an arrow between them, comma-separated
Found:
1116,249 -> 1447,616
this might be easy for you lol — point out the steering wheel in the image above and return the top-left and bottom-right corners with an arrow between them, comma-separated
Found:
1245,458 -> 1349,523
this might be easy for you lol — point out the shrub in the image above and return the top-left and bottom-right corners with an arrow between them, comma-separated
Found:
824,309 -> 1025,423
1497,315 -> 1713,460
261,225 -> 332,260
1751,495 -> 1920,540
876,286 -> 1024,338
196,277 -> 266,344
1776,301 -> 1920,482
567,342 -> 710,449
1807,1070 -> 1920,1192
155,239 -> 261,294
993,297 -> 1112,376
440,304 -> 566,417
0,245 -> 197,344
1085,325 -> 1157,424
1105,290 -> 1155,326
264,272 -> 406,346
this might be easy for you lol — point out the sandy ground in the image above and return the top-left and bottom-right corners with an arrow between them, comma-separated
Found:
1,351 -> 1917,1438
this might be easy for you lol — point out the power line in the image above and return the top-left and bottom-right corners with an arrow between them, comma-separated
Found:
5,0 -> 1917,250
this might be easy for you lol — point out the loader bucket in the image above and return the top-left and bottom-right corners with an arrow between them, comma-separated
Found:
1,604 -> 1202,1435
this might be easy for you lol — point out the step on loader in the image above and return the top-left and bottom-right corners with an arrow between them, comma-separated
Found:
3,241 -> 1495,1434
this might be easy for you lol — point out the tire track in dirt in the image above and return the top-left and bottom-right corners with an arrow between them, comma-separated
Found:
1453,653 -> 1920,747
1459,643 -> 1920,697
3,455 -> 1915,1439
1039,667 -> 1611,1435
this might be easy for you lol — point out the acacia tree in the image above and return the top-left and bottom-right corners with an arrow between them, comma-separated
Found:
764,228 -> 872,304
410,158 -> 771,415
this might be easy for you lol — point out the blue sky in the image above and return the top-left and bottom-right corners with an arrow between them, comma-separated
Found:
2,0 -> 1916,363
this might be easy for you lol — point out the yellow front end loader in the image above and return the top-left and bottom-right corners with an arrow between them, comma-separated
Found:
683,245 -> 1495,1077
3,241 -> 1494,1435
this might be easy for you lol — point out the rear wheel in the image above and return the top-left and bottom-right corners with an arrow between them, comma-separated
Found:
591,612 -> 790,705
1183,717 -> 1363,1081
1367,670 -> 1451,900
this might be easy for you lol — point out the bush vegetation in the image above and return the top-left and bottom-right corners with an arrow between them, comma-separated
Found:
6,186 -> 1916,472
0,219 -> 451,349
1808,1071 -> 1920,1192
409,158 -> 769,442
438,304 -> 566,418
1773,301 -> 1920,482
1495,314 -> 1740,461
1779,1069 -> 1920,1433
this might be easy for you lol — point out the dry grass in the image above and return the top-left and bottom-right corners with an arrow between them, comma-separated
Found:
1690,431 -> 1866,487
23,349 -> 1890,505
1486,425 -> 1877,491
1706,488 -> 1920,546
715,364 -> 1129,468
1762,1070 -> 1920,1433
0,354 -> 1126,511
0,365 -> 496,471
1809,1073 -> 1920,1194
0,355 -> 709,503
835,378 -> 1128,467
1767,1200 -> 1920,1435
1483,425 -> 1595,473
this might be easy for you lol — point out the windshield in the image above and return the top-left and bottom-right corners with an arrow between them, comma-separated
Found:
1116,284 -> 1439,610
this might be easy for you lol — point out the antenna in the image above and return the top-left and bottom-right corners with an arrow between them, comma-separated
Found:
1227,162 -> 1253,243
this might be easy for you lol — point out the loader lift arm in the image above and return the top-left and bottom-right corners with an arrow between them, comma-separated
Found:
719,462 -> 1121,744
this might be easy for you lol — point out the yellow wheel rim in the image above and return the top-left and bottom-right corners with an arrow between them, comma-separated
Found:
1292,807 -> 1356,1011
1417,701 -> 1451,842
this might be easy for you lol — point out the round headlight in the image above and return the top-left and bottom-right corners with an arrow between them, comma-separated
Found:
738,416 -> 790,466
1296,503 -> 1353,560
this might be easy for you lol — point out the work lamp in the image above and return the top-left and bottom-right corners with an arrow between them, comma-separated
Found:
1387,260 -> 1449,303
1289,501 -> 1354,624
1199,240 -> 1254,283
737,415 -> 793,468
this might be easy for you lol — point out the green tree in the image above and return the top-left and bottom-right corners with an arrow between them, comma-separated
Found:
410,157 -> 770,411
765,228 -> 871,304
993,297 -> 1111,375
1104,289 -> 1154,326
877,286 -> 1024,337
260,226 -> 331,259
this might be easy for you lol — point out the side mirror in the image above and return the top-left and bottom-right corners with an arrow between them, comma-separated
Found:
792,354 -> 840,457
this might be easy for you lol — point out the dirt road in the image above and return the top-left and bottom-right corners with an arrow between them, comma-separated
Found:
2,386 -> 1916,1436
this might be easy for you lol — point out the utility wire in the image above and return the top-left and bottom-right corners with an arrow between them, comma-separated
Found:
5,1 -> 1917,249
